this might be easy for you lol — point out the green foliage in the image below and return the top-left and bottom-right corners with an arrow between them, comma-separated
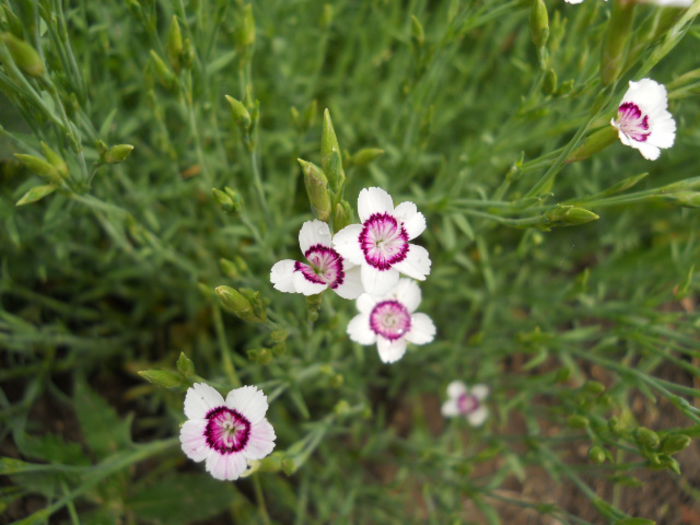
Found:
1,0 -> 700,523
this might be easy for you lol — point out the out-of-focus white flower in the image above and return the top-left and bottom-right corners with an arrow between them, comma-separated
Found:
347,278 -> 435,364
333,187 -> 431,296
441,381 -> 489,426
180,383 -> 276,481
638,0 -> 692,6
270,219 -> 363,299
611,78 -> 676,160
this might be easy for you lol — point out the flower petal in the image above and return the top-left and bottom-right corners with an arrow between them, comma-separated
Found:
184,383 -> 225,420
298,219 -> 332,254
358,187 -> 394,223
394,201 -> 426,240
376,337 -> 408,363
393,244 -> 431,281
361,264 -> 399,296
635,141 -> 661,161
393,278 -> 421,312
225,385 -> 268,424
405,313 -> 436,345
205,452 -> 248,481
441,399 -> 460,417
623,79 -> 668,115
270,259 -> 297,293
649,110 -> 676,148
292,270 -> 327,296
356,292 -> 377,313
244,418 -> 276,460
471,384 -> 490,400
347,313 -> 376,345
333,265 -> 363,299
179,419 -> 210,462
467,406 -> 489,426
447,381 -> 467,399
332,224 -> 364,265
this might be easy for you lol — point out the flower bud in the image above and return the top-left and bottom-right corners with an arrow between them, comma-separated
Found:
333,200 -> 353,231
529,0 -> 549,50
270,329 -> 288,344
219,258 -> 240,279
40,142 -> 68,178
584,380 -> 605,395
167,15 -> 184,71
138,369 -> 185,388
546,205 -> 600,226
351,148 -> 384,167
588,445 -> 607,464
149,50 -> 176,88
660,434 -> 691,455
298,158 -> 331,221
543,68 -> 557,95
321,4 -> 334,29
600,0 -> 635,86
567,126 -> 618,163
225,95 -> 252,131
236,4 -> 256,51
14,153 -> 62,183
567,415 -> 589,429
16,184 -> 57,206
321,109 -> 345,191
215,285 -> 265,323
212,187 -> 241,212
103,144 -> 134,164
634,427 -> 660,450
176,352 -> 195,377
1,32 -> 44,76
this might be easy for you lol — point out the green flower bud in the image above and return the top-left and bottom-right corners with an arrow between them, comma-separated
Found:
298,158 -> 331,221
334,400 -> 351,416
149,49 -> 176,88
1,32 -> 44,76
333,200 -> 353,231
543,68 -> 557,95
247,348 -> 273,364
258,451 -> 285,472
281,457 -> 297,475
40,142 -> 68,178
220,258 -> 240,279
270,329 -> 288,343
584,380 -> 605,395
600,0 -> 635,86
225,95 -> 252,131
546,205 -> 600,226
176,352 -> 195,377
529,0 -> 549,50
138,369 -> 185,388
16,184 -> 57,206
608,416 -> 625,436
103,144 -> 134,164
351,148 -> 385,167
236,4 -> 256,51
167,15 -> 184,71
588,445 -> 607,464
212,187 -> 238,212
634,427 -> 660,450
567,126 -> 618,163
321,109 -> 345,191
215,285 -> 264,323
660,434 -> 691,455
14,153 -> 59,181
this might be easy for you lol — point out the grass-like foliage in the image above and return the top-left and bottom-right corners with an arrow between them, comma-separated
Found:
2,0 -> 700,523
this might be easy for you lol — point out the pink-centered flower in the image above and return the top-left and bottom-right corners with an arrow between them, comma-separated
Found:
347,278 -> 435,363
333,187 -> 431,296
441,381 -> 489,426
611,79 -> 676,160
180,383 -> 276,481
270,219 -> 363,299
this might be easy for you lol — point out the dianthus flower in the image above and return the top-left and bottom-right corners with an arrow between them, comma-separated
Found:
180,383 -> 276,481
441,381 -> 489,426
271,219 -> 362,299
611,78 -> 676,160
347,278 -> 435,363
333,187 -> 431,296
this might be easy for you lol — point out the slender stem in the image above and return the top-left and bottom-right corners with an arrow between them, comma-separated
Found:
253,474 -> 272,525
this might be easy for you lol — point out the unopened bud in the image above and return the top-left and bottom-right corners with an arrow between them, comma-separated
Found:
634,427 -> 660,450
1,33 -> 44,76
236,4 -> 256,51
588,445 -> 607,464
299,158 -> 331,221
546,205 -> 599,226
584,380 -> 605,395
176,352 -> 195,377
567,415 -> 588,429
14,153 -> 59,181
212,187 -> 240,212
16,184 -> 57,206
215,285 -> 263,323
167,15 -> 184,71
103,144 -> 134,164
600,0 -> 635,86
40,142 -> 68,178
567,126 -> 618,163
225,95 -> 252,131
543,68 -> 557,95
270,329 -> 288,344
149,50 -> 176,88
530,0 -> 549,50
138,369 -> 185,388
660,434 -> 691,455
333,200 -> 353,231
351,148 -> 384,167
321,109 -> 345,190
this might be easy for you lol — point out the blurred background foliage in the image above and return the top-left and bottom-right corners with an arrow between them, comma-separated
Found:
1,0 -> 700,523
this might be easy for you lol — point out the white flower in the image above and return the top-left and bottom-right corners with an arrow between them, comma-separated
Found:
270,219 -> 363,299
611,78 -> 676,160
333,187 -> 431,296
347,278 -> 435,364
180,383 -> 276,481
639,0 -> 692,6
441,381 -> 489,426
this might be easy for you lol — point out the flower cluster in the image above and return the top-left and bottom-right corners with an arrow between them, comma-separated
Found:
272,186 -> 436,364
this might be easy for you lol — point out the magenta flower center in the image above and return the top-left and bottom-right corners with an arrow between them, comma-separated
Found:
370,300 -> 412,340
616,102 -> 651,142
457,393 -> 480,414
359,213 -> 409,270
204,406 -> 251,454
294,244 -> 345,288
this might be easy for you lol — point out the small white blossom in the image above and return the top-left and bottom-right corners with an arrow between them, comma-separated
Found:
333,187 -> 431,296
441,381 -> 489,426
270,219 -> 363,299
347,278 -> 435,364
639,0 -> 692,6
180,383 -> 276,481
611,78 -> 676,160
